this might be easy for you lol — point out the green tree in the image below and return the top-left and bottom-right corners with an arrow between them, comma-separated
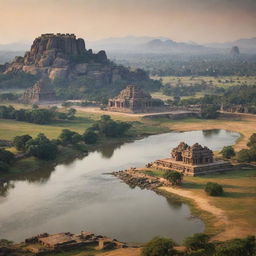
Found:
201,104 -> 219,119
220,146 -> 235,159
205,182 -> 223,196
247,133 -> 256,148
0,148 -> 15,164
59,129 -> 82,145
141,237 -> 177,256
236,149 -> 252,162
83,130 -> 98,144
26,133 -> 58,160
13,135 -> 32,151
164,171 -> 183,186
0,161 -> 10,172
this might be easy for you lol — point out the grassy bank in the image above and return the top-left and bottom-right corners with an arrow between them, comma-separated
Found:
141,167 -> 256,241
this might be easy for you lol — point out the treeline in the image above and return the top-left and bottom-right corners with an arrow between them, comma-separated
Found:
142,234 -> 255,256
0,105 -> 77,124
0,115 -> 132,172
113,53 -> 256,76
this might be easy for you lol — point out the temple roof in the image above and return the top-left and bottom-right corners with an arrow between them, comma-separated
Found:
113,85 -> 152,100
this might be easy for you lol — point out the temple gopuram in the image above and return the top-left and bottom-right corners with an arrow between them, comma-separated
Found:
151,142 -> 232,176
108,85 -> 167,113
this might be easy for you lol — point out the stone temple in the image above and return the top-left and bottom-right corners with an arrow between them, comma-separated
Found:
151,142 -> 232,176
108,85 -> 167,113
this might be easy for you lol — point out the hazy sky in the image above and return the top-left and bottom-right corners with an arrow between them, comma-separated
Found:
0,0 -> 255,44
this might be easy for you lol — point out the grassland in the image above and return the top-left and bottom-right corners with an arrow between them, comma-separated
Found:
152,75 -> 256,88
140,167 -> 256,241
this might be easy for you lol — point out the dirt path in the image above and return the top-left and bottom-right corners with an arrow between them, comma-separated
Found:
160,186 -> 247,241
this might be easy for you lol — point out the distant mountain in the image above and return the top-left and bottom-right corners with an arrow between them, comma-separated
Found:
0,42 -> 30,51
88,36 -> 207,54
206,37 -> 256,53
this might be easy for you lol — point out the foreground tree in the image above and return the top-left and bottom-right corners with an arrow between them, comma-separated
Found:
164,171 -> 183,186
141,237 -> 177,256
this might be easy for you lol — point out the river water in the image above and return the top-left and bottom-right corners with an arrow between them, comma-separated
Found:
0,129 -> 239,243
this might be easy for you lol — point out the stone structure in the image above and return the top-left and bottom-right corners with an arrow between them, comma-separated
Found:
108,85 -> 167,113
230,46 -> 240,57
151,142 -> 232,176
23,77 -> 56,103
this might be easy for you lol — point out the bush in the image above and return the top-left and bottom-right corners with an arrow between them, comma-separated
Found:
236,149 -> 252,162
141,237 -> 176,256
58,129 -> 82,145
0,148 -> 15,164
221,146 -> 235,159
164,171 -> 183,186
83,130 -> 98,144
215,236 -> 255,256
205,182 -> 224,196
184,233 -> 211,251
25,133 -> 58,160
13,135 -> 32,151
0,161 -> 10,172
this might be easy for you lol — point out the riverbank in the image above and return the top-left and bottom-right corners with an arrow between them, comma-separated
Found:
114,166 -> 256,242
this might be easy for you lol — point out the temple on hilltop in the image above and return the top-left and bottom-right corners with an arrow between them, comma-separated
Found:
23,77 -> 56,104
150,142 -> 232,176
108,85 -> 167,113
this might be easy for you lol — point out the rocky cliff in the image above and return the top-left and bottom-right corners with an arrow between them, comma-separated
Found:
4,33 -> 148,86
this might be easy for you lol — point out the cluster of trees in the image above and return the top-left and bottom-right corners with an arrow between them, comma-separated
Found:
0,72 -> 37,89
221,134 -> 256,163
142,234 -> 256,256
0,105 -> 77,124
90,115 -> 132,137
114,53 -> 256,76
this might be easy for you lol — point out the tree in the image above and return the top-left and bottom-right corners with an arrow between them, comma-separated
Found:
13,135 -> 32,151
83,130 -> 98,144
215,236 -> 255,256
67,108 -> 76,119
0,148 -> 15,164
247,133 -> 256,148
184,233 -> 212,252
141,237 -> 177,256
221,146 -> 235,159
0,161 -> 10,172
205,182 -> 223,196
164,171 -> 183,186
236,149 -> 252,162
201,104 -> 219,119
58,129 -> 82,145
25,133 -> 58,160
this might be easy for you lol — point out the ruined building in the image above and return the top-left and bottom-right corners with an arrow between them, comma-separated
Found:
23,77 -> 56,103
151,142 -> 232,176
108,85 -> 167,113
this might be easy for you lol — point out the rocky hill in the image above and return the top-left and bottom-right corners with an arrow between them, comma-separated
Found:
2,33 -> 156,101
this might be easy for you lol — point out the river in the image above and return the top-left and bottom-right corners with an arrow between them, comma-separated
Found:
0,129 -> 239,243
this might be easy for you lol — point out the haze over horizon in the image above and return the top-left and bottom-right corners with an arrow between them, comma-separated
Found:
0,0 -> 255,45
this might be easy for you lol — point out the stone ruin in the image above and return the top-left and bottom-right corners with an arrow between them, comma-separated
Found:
151,142 -> 232,176
108,85 -> 167,113
23,77 -> 56,103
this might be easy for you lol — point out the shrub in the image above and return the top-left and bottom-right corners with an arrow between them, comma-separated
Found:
236,149 -> 252,162
0,148 -> 15,164
59,129 -> 82,145
0,161 -> 10,172
164,171 -> 183,186
141,237 -> 176,256
184,233 -> 212,251
221,146 -> 235,159
83,130 -> 98,144
13,135 -> 32,151
205,182 -> 224,196
25,133 -> 58,160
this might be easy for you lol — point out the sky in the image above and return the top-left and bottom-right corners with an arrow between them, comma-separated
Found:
0,0 -> 255,44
